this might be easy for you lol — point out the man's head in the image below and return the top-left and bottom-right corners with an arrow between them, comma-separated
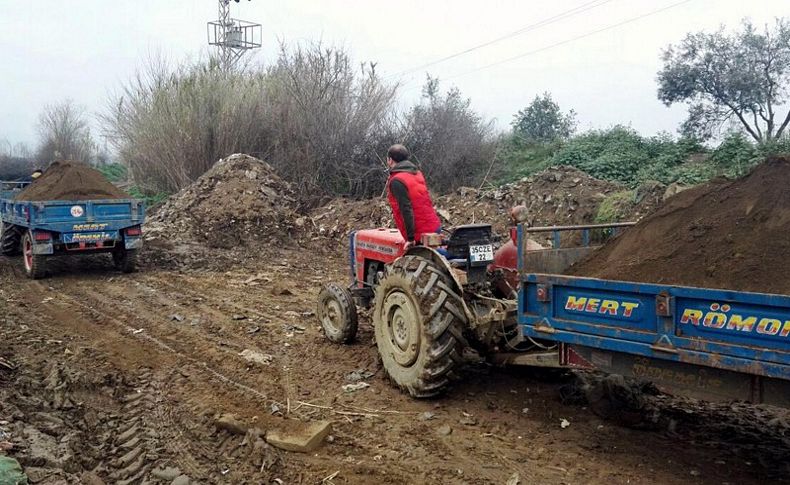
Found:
386,144 -> 410,168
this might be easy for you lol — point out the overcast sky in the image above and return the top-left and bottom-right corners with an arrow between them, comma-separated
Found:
0,0 -> 787,151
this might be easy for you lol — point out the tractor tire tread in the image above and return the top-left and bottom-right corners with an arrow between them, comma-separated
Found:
317,283 -> 358,344
375,254 -> 467,398
1,224 -> 22,256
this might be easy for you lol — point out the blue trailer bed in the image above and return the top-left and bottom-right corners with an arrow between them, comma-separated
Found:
516,224 -> 790,406
0,181 -> 145,278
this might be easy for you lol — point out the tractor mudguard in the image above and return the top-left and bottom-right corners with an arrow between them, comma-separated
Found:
402,246 -> 476,324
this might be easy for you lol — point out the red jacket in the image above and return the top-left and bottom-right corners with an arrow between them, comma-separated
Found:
387,161 -> 441,242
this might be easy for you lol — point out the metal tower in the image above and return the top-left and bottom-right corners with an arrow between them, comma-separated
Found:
207,0 -> 262,70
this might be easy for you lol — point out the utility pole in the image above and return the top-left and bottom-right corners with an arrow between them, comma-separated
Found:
207,0 -> 262,71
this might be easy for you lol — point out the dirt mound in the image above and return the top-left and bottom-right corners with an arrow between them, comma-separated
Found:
304,197 -> 391,240
15,161 -> 128,201
570,157 -> 790,294
304,166 -> 665,245
436,166 -> 659,235
145,154 -> 297,249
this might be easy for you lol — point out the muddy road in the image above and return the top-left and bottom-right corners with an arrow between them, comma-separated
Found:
0,248 -> 788,484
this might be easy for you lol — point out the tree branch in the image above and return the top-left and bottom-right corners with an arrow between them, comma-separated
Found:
751,109 -> 764,139
726,102 -> 762,141
776,109 -> 790,139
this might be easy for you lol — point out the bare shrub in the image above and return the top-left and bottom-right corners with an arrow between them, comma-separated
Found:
36,100 -> 97,165
263,43 -> 399,203
400,77 -> 497,192
103,46 -> 498,203
103,46 -> 398,204
102,55 -> 271,194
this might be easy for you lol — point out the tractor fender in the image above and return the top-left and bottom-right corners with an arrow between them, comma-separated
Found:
402,246 -> 475,324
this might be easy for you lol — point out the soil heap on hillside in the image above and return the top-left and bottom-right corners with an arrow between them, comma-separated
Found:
15,161 -> 128,201
145,154 -> 297,249
305,198 -> 391,239
437,166 -> 664,236
306,166 -> 665,244
570,157 -> 790,294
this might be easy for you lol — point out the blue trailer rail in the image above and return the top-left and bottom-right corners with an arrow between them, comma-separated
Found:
0,181 -> 146,278
516,224 -> 790,406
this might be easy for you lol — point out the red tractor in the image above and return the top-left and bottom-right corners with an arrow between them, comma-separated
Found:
317,215 -> 542,398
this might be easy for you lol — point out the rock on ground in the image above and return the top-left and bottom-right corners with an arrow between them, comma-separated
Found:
265,420 -> 332,453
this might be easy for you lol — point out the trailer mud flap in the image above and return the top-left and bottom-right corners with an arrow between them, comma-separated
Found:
125,237 -> 143,250
32,242 -> 53,255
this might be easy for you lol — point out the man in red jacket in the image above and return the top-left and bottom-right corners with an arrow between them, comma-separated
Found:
385,144 -> 441,249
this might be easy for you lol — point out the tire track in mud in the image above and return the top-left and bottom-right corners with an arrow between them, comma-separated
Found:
134,273 -> 312,414
36,278 -> 282,408
0,263 -> 207,483
1,274 -> 296,482
110,372 -> 158,485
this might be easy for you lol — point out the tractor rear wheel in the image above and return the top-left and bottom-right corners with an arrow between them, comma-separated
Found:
0,223 -> 22,256
373,255 -> 468,398
113,248 -> 138,273
317,283 -> 358,344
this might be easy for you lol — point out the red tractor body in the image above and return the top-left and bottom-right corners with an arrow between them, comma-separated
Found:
351,228 -> 405,286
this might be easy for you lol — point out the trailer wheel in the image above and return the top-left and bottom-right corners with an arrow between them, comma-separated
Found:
22,231 -> 46,279
0,223 -> 22,256
113,249 -> 138,273
317,283 -> 358,343
373,255 -> 467,398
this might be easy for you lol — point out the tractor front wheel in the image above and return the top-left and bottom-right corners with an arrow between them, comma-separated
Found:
317,283 -> 358,344
22,231 -> 47,279
373,255 -> 468,398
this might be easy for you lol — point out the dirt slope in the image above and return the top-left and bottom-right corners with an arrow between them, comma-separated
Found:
15,161 -> 127,201
145,154 -> 298,249
571,157 -> 790,293
305,166 -> 665,245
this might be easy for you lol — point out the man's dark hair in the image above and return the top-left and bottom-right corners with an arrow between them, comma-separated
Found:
387,144 -> 410,163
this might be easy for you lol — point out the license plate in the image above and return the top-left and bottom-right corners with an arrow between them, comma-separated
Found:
469,244 -> 494,263
63,231 -> 117,243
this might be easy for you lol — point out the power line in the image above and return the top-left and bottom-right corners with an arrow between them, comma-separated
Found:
388,0 -> 616,79
446,0 -> 696,80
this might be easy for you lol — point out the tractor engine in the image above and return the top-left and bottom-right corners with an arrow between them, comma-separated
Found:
350,224 -> 497,299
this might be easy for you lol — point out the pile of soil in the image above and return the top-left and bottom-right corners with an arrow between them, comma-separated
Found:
15,161 -> 127,201
570,157 -> 790,294
436,166 -> 665,238
305,166 -> 665,246
306,166 -> 667,244
145,154 -> 298,249
304,197 -> 391,240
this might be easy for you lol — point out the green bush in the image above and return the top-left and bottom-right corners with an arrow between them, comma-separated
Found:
496,134 -> 560,183
757,135 -> 790,159
595,190 -> 635,223
127,186 -> 169,208
501,125 -> 719,187
551,126 -> 655,184
98,163 -> 128,183
710,132 -> 758,177
670,163 -> 718,185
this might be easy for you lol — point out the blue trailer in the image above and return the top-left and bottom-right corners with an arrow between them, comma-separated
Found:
0,181 -> 146,279
516,223 -> 790,407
